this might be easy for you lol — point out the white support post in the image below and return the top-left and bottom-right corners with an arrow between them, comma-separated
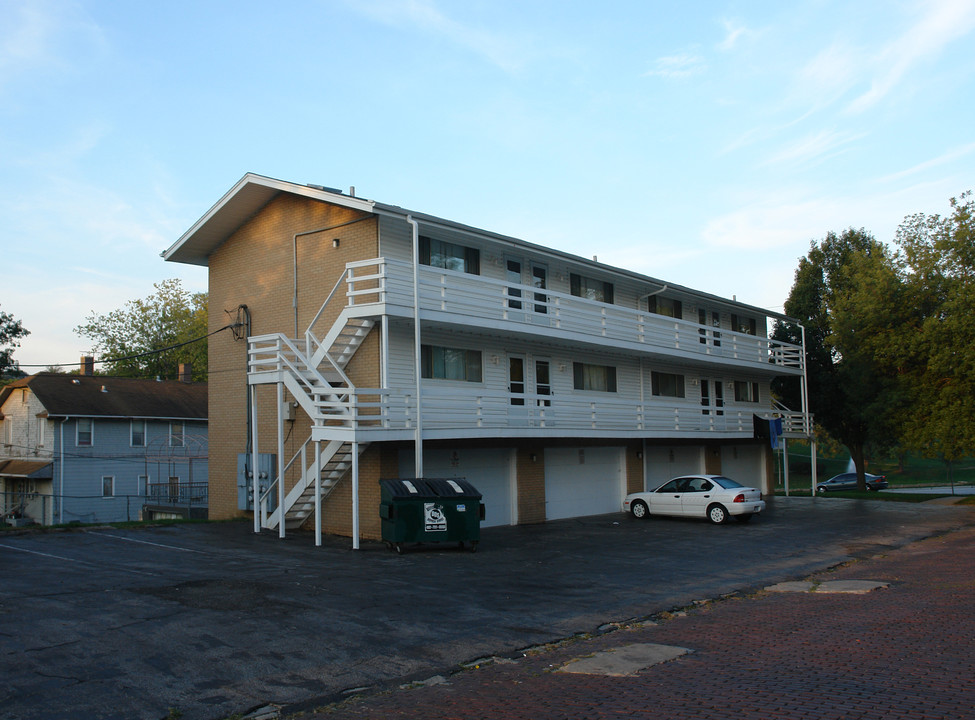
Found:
277,382 -> 286,539
251,385 -> 260,534
352,441 -> 360,550
811,438 -> 818,495
783,437 -> 790,497
408,215 -> 423,479
314,440 -> 322,547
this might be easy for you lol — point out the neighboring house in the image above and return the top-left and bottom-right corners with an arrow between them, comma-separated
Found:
164,173 -> 810,545
0,365 -> 208,526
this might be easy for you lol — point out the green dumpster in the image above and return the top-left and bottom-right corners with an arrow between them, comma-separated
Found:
379,477 -> 484,553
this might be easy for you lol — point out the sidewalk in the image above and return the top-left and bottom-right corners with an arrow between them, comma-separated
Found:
295,525 -> 975,720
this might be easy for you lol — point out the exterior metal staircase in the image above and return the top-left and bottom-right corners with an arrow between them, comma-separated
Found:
253,298 -> 377,531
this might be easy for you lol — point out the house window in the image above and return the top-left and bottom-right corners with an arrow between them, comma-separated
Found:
2,420 -> 11,448
36,418 -> 45,448
734,381 -> 760,403
649,296 -> 682,319
731,314 -> 757,335
573,362 -> 617,392
421,345 -> 483,382
570,273 -> 614,304
102,476 -> 114,497
77,418 -> 93,446
419,236 -> 480,275
131,420 -> 146,447
170,422 -> 184,447
651,371 -> 686,398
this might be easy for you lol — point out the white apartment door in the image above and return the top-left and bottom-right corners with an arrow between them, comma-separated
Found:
505,257 -> 524,313
698,308 -> 722,349
508,355 -> 529,426
531,262 -> 548,314
700,378 -> 725,430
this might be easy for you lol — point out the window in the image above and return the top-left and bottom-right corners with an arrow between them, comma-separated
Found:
731,314 -> 757,335
131,420 -> 146,447
36,418 -> 45,448
419,236 -> 480,274
77,418 -> 93,446
421,345 -> 483,382
570,273 -> 614,304
651,371 -> 685,398
2,420 -> 11,448
170,422 -> 184,447
573,362 -> 617,392
649,296 -> 682,319
734,381 -> 760,403
102,476 -> 114,498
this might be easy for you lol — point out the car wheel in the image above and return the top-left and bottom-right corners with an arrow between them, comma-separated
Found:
707,504 -> 728,525
631,500 -> 650,519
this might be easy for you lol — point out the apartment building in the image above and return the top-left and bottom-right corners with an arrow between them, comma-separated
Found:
164,173 -> 808,545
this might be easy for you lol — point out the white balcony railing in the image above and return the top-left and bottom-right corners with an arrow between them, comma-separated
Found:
342,258 -> 804,371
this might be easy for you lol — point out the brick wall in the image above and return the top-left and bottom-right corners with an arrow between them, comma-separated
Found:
516,446 -> 546,524
207,194 -> 380,524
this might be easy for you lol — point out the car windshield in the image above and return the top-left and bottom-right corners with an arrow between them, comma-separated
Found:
711,476 -> 744,489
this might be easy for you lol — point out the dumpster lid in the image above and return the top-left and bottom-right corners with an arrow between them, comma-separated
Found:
379,478 -> 436,498
424,477 -> 482,499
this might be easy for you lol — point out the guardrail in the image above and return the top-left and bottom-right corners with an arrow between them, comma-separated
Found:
340,258 -> 804,371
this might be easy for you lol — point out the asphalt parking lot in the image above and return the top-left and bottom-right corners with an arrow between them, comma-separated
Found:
1,496 -> 973,720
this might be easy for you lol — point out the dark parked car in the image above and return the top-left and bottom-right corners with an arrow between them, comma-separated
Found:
817,472 -> 889,493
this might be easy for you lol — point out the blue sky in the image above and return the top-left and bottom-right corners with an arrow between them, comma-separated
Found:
3,0 -> 974,369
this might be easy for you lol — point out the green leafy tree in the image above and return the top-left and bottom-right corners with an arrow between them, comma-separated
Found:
0,307 -> 30,379
891,191 -> 975,479
772,229 -> 905,490
75,279 -> 208,381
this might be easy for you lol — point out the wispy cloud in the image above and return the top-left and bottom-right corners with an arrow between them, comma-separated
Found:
716,19 -> 755,51
644,52 -> 706,80
847,0 -> 975,113
878,141 -> 975,183
345,0 -> 532,73
0,2 -> 106,87
762,128 -> 866,168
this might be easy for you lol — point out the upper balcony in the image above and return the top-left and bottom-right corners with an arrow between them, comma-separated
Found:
331,258 -> 804,376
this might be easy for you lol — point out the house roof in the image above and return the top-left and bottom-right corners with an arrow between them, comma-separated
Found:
162,172 -> 794,322
0,374 -> 207,421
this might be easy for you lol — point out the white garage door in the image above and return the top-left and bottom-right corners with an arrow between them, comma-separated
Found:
544,447 -> 623,520
398,448 -> 514,527
644,446 -> 703,490
720,445 -> 765,487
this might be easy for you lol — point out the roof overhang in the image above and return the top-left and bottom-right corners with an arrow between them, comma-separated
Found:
162,173 -> 377,266
0,459 -> 53,479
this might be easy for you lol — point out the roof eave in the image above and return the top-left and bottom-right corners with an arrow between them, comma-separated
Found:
162,173 -> 377,267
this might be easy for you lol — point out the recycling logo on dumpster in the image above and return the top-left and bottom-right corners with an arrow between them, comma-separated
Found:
424,502 -> 447,532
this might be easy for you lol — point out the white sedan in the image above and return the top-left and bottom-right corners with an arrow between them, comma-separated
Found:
623,474 -> 766,524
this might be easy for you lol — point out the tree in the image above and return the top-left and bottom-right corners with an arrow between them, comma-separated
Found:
891,191 -> 975,477
75,279 -> 208,381
772,229 -> 906,490
0,307 -> 30,378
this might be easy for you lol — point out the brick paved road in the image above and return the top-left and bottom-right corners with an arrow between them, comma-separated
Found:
305,526 -> 975,720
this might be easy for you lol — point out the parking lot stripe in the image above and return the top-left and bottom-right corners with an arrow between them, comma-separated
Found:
84,530 -> 207,553
0,542 -> 159,576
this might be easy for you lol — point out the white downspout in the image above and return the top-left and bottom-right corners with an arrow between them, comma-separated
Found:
59,418 -> 66,524
251,385 -> 260,533
407,215 -> 423,479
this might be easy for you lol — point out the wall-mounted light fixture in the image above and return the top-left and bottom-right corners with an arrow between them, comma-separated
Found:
491,355 -> 499,365
530,453 -> 537,462
332,238 -> 341,248
636,451 -> 643,459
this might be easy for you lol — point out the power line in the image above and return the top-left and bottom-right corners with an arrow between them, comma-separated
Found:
16,323 -> 237,370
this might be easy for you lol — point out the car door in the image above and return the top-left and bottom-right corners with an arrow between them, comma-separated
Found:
680,476 -> 715,518
651,478 -> 686,517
